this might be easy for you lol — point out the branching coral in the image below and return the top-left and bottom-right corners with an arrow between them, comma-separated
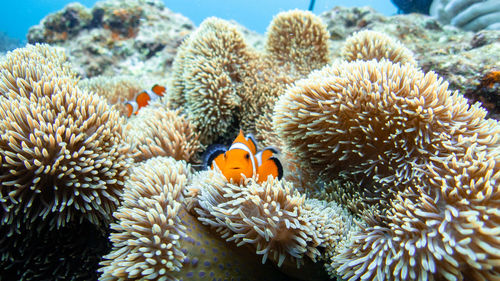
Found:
100,156 -> 292,281
123,101 -> 201,163
168,10 -> 330,145
341,30 -> 416,65
186,169 -> 347,272
0,44 -> 129,230
273,59 -> 500,280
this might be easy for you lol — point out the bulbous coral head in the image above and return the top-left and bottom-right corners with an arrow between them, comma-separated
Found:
100,156 -> 291,281
168,17 -> 258,145
274,59 -> 500,280
0,45 -> 129,230
265,9 -> 330,76
185,169 -> 348,280
341,30 -> 417,65
123,101 -> 201,163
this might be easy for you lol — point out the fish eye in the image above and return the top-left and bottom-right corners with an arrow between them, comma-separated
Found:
245,153 -> 250,159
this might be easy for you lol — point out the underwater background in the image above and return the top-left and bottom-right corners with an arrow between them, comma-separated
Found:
0,0 -> 499,280
0,0 -> 397,48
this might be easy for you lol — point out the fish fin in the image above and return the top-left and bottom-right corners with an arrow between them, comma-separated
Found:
245,133 -> 258,153
202,144 -> 227,169
151,84 -> 166,96
270,157 -> 283,180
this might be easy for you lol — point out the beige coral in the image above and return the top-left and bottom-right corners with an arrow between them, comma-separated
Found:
0,44 -> 75,100
273,59 -> 500,280
168,10 -> 330,145
0,44 -> 129,230
186,169 -> 347,270
341,30 -> 416,65
99,156 -> 295,281
168,17 -> 257,144
123,101 -> 201,163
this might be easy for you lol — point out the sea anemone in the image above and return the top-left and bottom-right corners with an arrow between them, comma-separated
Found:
168,10 -> 331,145
265,9 -> 330,76
123,102 -> 201,163
187,169 -> 347,270
341,30 -> 416,65
100,156 -> 293,281
273,59 -> 500,280
0,44 -> 128,230
168,17 -> 257,144
0,43 -> 74,100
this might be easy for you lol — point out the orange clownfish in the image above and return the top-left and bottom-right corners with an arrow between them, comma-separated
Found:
203,130 -> 283,184
125,84 -> 166,117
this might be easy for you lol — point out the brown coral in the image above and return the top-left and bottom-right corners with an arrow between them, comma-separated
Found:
0,44 -> 129,230
273,59 -> 500,280
99,156 -> 293,281
341,30 -> 416,65
123,101 -> 201,163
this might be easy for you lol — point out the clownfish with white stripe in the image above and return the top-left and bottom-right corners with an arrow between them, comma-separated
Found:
203,130 -> 283,184
125,84 -> 166,117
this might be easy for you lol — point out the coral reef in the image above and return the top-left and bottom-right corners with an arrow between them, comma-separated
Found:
320,6 -> 500,114
27,0 -> 195,78
274,59 -> 500,280
1,220 -> 110,281
123,101 -> 201,163
341,30 -> 416,65
185,169 -> 347,280
169,10 -> 330,145
0,44 -> 129,230
99,156 -> 292,280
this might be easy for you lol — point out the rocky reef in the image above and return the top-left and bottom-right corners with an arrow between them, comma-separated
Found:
1,0 -> 499,280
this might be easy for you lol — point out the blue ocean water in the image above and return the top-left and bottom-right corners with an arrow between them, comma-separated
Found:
0,0 -> 397,45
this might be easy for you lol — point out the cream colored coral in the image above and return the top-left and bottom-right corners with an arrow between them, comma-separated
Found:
123,101 -> 201,163
0,43 -> 75,100
341,30 -> 416,65
274,59 -> 500,280
168,10 -> 331,145
187,169 -> 347,269
99,157 -> 190,280
0,44 -> 129,230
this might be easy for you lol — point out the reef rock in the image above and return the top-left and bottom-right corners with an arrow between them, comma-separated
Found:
27,0 -> 195,78
320,6 -> 500,115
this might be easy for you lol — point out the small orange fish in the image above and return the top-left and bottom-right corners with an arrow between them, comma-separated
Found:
203,130 -> 283,184
125,84 -> 166,117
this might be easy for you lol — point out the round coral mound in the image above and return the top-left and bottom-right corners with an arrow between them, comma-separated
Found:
0,44 -> 128,230
274,59 -> 500,280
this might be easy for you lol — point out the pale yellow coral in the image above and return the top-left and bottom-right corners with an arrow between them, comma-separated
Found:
341,30 -> 416,65
100,156 -> 296,281
187,169 -> 347,270
0,44 -> 129,230
265,9 -> 330,76
123,101 -> 201,163
273,59 -> 500,280
168,10 -> 331,145
0,44 -> 75,100
168,17 -> 257,144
